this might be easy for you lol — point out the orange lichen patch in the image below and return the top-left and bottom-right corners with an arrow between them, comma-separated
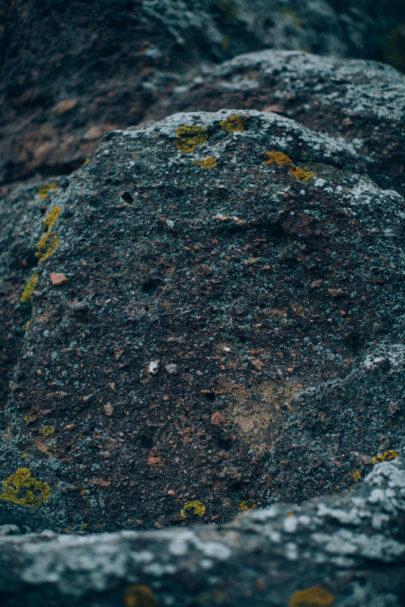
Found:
42,205 -> 61,231
352,469 -> 362,482
38,183 -> 60,201
264,151 -> 293,166
35,231 -> 60,262
20,272 -> 38,303
264,150 -> 314,182
198,156 -> 217,168
372,450 -> 399,464
240,499 -> 256,511
289,166 -> 314,181
123,584 -> 158,607
227,380 -> 302,454
175,125 -> 208,152
220,114 -> 247,132
289,586 -> 334,607
0,468 -> 51,508
181,500 -> 206,518
41,426 -> 55,437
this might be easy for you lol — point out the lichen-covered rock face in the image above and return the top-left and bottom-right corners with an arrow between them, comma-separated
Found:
0,455 -> 404,605
1,0 -> 405,189
1,108 -> 404,534
146,50 -> 405,196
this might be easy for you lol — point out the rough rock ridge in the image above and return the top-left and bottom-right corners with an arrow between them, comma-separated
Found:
1,0 -> 405,188
0,46 -> 405,606
0,454 -> 404,605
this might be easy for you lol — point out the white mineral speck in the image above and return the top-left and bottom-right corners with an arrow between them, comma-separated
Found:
148,360 -> 159,374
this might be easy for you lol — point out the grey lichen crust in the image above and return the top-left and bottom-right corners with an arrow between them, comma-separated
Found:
0,453 -> 404,606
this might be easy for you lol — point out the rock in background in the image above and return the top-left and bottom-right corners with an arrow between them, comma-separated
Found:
1,0 -> 405,188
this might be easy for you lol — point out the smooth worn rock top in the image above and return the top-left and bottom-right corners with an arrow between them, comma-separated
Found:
1,107 -> 404,536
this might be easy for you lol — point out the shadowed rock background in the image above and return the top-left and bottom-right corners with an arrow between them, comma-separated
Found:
0,1 -> 404,605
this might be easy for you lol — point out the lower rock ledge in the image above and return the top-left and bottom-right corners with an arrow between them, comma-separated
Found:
0,454 -> 404,607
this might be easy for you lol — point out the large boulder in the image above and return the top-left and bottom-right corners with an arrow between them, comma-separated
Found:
1,104 -> 404,535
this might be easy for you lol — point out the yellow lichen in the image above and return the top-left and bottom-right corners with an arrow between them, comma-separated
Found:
218,0 -> 237,20
372,450 -> 399,465
38,183 -> 60,201
289,585 -> 334,607
281,7 -> 303,27
264,150 -> 314,181
83,157 -> 91,165
352,469 -> 362,482
42,426 -> 55,437
22,320 -> 30,331
175,125 -> 208,152
42,205 -> 61,231
289,166 -> 314,181
181,500 -> 206,518
240,499 -> 256,511
24,415 -> 32,424
220,114 -> 247,132
0,468 -> 51,508
198,156 -> 217,169
123,584 -> 158,607
264,150 -> 293,166
221,36 -> 230,51
20,272 -> 39,303
35,231 -> 60,262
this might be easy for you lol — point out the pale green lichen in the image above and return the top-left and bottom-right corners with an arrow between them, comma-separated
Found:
35,231 -> 60,262
175,125 -> 208,152
0,468 -> 51,508
20,272 -> 39,303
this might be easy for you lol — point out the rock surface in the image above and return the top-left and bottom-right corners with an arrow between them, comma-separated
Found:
0,453 -> 404,605
1,0 -> 405,189
1,12 -> 405,603
1,103 -> 404,535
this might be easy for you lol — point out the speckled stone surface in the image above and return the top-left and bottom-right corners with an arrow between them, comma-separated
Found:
0,453 -> 404,605
1,45 -> 405,605
1,107 -> 404,535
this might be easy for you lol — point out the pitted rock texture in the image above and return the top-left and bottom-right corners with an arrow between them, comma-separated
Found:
1,1 -> 405,189
1,109 -> 404,534
0,453 -> 404,606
